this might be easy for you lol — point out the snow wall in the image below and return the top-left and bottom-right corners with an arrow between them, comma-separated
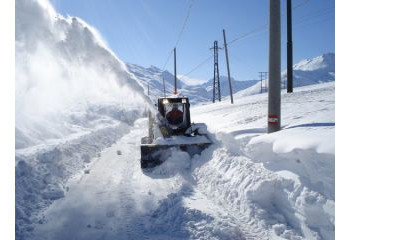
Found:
15,0 -> 151,238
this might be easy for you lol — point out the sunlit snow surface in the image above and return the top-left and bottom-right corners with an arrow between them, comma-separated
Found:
24,83 -> 334,240
16,0 -> 334,239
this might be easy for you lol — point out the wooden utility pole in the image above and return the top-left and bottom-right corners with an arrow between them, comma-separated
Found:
173,47 -> 177,95
162,74 -> 166,97
223,29 -> 234,104
287,0 -> 293,93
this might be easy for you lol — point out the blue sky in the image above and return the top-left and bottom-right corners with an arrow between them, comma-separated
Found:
50,0 -> 334,82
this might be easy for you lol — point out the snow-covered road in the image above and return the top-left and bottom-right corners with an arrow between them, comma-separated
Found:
32,120 -> 246,240
32,119 -> 180,239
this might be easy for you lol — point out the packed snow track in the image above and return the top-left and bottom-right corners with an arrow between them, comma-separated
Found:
31,119 -> 245,240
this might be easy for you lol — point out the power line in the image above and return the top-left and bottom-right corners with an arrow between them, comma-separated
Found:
161,49 -> 174,71
294,16 -> 334,30
181,25 -> 266,79
160,0 -> 196,94
293,6 -> 334,24
179,1 -> 331,82
226,4 -> 334,47
229,51 -> 264,82
183,55 -> 213,77
160,0 -> 196,73
228,25 -> 268,45
293,0 -> 310,10
174,0 -> 195,48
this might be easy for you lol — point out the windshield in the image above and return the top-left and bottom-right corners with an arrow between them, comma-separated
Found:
165,103 -> 184,127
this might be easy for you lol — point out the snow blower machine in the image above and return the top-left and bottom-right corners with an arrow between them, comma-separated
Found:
140,96 -> 212,169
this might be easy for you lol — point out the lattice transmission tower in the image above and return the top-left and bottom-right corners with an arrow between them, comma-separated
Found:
211,41 -> 222,102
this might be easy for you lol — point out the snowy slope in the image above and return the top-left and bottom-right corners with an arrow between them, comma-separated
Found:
282,53 -> 335,88
228,53 -> 335,99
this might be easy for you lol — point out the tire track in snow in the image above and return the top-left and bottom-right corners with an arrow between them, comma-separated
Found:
31,120 -> 149,240
117,143 -> 144,239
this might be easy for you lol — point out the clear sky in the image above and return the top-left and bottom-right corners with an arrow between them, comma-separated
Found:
50,0 -> 335,82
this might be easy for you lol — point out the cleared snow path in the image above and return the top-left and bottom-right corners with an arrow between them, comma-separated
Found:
32,119 -> 175,239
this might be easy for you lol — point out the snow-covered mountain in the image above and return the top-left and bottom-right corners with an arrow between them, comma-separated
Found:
127,63 -> 258,104
127,53 -> 335,104
235,53 -> 335,98
282,52 -> 335,87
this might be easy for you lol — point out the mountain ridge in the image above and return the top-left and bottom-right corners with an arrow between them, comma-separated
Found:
126,52 -> 335,104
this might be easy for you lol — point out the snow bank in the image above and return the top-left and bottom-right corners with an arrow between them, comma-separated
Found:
249,126 -> 335,154
15,122 -> 132,239
190,82 -> 335,239
191,146 -> 334,240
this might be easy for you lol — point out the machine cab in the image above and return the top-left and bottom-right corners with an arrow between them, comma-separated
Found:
157,97 -> 191,133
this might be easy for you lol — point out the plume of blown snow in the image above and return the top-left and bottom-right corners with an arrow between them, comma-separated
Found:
15,0 -> 151,148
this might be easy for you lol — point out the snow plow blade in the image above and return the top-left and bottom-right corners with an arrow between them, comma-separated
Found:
140,141 -> 211,169
140,96 -> 212,169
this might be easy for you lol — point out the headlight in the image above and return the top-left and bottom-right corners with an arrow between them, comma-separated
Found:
163,99 -> 169,104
